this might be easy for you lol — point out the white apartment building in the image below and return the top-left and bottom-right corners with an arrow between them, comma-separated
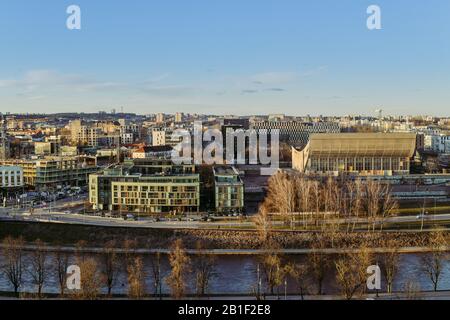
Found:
424,134 -> 450,153
0,166 -> 24,188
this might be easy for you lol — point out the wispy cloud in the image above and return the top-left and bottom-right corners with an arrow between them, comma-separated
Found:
250,72 -> 297,85
241,89 -> 259,94
140,85 -> 196,97
299,65 -> 328,77
0,70 -> 125,94
264,88 -> 285,92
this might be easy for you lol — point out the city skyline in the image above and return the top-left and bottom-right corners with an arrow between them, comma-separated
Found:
0,0 -> 449,116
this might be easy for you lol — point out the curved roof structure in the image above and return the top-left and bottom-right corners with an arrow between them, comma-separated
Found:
307,133 -> 416,158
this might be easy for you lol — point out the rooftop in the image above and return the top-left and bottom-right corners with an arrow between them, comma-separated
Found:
303,132 -> 417,158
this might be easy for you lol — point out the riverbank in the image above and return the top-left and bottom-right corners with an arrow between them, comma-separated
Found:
0,220 -> 439,251
2,290 -> 450,300
1,242 -> 450,255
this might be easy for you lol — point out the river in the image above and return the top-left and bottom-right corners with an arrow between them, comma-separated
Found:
0,252 -> 448,296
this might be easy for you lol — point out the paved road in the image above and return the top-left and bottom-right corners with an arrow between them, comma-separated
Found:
1,200 -> 450,230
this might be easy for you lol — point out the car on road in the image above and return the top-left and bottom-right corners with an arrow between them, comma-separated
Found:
416,213 -> 429,220
124,213 -> 138,221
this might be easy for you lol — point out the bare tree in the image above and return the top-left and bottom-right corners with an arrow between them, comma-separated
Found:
335,246 -> 372,300
102,240 -> 119,296
124,238 -> 138,267
150,252 -> 163,298
28,239 -> 47,298
263,172 -> 296,228
54,247 -> 70,296
403,279 -> 422,300
380,238 -> 401,293
76,258 -> 103,300
261,254 -> 284,297
194,241 -> 216,297
294,176 -> 313,229
2,236 -> 24,295
75,240 -> 88,262
350,179 -> 364,232
127,256 -> 146,299
421,228 -> 448,291
284,263 -> 309,300
254,204 -> 272,243
364,180 -> 380,232
379,183 -> 398,231
166,239 -> 190,299
307,234 -> 329,295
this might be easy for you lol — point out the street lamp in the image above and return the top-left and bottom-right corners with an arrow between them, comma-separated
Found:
284,279 -> 287,300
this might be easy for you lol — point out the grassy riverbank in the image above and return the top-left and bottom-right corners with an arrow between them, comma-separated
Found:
0,220 -> 436,250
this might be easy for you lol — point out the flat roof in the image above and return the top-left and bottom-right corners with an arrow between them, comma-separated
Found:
213,166 -> 239,176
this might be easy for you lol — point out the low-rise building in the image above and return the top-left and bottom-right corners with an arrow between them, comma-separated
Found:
131,145 -> 173,159
89,159 -> 199,214
213,166 -> 244,214
0,166 -> 23,189
0,156 -> 99,190
292,133 -> 416,176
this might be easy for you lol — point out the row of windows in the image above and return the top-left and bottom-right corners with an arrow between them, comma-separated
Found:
113,185 -> 198,192
217,186 -> 243,194
308,157 -> 408,172
114,192 -> 198,199
113,198 -> 198,206
217,200 -> 244,207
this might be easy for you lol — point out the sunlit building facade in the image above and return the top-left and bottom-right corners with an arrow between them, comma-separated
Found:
292,133 -> 417,176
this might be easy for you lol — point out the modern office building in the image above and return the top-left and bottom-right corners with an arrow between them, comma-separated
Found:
292,133 -> 417,176
213,166 -> 244,214
89,159 -> 200,214
0,156 -> 99,190
250,120 -> 340,147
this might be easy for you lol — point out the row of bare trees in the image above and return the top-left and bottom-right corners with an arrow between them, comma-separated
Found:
253,223 -> 449,299
260,172 -> 398,232
0,237 -> 215,299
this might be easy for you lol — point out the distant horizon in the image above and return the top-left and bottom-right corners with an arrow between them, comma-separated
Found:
1,110 -> 448,119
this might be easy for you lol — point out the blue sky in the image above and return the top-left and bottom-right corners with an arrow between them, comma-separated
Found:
0,0 -> 449,116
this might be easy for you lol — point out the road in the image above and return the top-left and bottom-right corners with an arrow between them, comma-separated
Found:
1,195 -> 450,230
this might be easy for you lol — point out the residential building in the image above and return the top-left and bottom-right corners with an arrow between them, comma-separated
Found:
424,134 -> 450,153
213,166 -> 244,213
0,166 -> 23,189
132,145 -> 173,159
156,113 -> 165,123
152,129 -> 183,147
0,115 -> 10,160
0,156 -> 99,190
69,119 -> 102,147
175,112 -> 184,123
89,159 -> 199,214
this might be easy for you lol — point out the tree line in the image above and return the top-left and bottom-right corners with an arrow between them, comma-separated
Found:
0,237 -> 214,299
260,172 -> 398,232
253,171 -> 450,299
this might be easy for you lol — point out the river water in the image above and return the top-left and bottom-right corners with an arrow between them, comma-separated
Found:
0,252 -> 448,296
